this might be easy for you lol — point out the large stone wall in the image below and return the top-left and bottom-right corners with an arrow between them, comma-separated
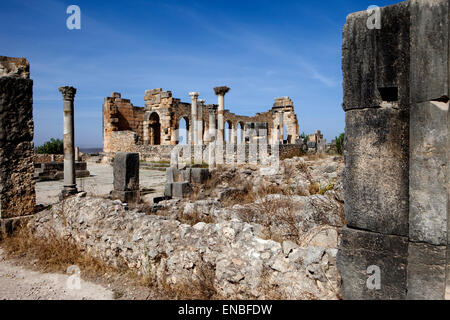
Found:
337,0 -> 449,300
103,93 -> 145,153
0,56 -> 35,220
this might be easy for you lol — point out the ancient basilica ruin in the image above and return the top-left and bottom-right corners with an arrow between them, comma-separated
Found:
102,87 -> 300,159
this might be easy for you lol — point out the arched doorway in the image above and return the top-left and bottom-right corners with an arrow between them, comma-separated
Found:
225,120 -> 233,143
149,112 -> 161,145
177,117 -> 189,145
237,122 -> 245,144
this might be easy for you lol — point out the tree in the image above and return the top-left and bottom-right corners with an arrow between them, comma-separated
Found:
35,138 -> 64,154
335,133 -> 345,155
300,132 -> 309,142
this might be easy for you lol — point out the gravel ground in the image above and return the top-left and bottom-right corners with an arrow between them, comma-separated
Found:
0,248 -> 113,300
36,163 -> 166,205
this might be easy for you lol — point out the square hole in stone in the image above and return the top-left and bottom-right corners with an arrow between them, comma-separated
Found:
378,87 -> 398,102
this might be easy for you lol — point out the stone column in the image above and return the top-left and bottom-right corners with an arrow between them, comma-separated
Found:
59,86 -> 78,199
198,99 -> 205,145
278,111 -> 284,143
214,86 -> 230,144
231,124 -> 237,145
75,146 -> 80,162
189,92 -> 199,145
207,105 -> 218,143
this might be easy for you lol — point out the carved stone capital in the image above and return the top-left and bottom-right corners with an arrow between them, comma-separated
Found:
59,86 -> 77,101
189,92 -> 200,99
214,86 -> 230,96
207,104 -> 218,114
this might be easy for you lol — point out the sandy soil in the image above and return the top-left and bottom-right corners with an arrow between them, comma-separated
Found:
36,163 -> 166,206
0,248 -> 114,300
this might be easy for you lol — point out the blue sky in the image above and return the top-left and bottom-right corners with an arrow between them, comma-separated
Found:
1,0 -> 401,148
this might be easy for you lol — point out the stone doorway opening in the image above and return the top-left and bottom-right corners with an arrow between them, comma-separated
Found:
149,112 -> 161,145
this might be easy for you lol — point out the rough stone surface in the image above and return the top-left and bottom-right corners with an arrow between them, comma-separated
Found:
342,2 -> 410,111
409,0 -> 449,103
172,182 -> 193,198
29,194 -> 342,300
344,107 -> 409,236
409,101 -> 449,245
113,153 -> 139,192
0,75 -> 36,219
337,227 -> 408,300
407,242 -> 447,300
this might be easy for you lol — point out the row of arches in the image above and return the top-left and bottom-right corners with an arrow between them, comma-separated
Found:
146,112 -> 289,145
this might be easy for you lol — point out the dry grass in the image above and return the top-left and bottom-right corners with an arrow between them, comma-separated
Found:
1,224 -> 119,277
143,252 -> 220,300
237,197 -> 301,244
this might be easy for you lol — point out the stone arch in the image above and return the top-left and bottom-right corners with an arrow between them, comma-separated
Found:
225,120 -> 233,143
237,121 -> 245,144
148,112 -> 161,145
177,116 -> 190,145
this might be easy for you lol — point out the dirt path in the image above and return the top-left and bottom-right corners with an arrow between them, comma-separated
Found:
0,249 -> 114,300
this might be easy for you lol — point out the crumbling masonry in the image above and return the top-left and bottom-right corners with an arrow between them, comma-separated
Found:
0,57 -> 36,233
337,0 -> 449,300
102,88 -> 300,160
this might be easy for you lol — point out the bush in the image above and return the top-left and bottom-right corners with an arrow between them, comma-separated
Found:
35,138 -> 63,154
335,133 -> 344,155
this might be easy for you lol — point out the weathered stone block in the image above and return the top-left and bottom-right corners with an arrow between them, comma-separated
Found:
113,152 -> 139,192
407,242 -> 446,300
337,227 -> 408,300
0,76 -> 35,219
409,101 -> 449,245
110,190 -> 140,204
410,0 -> 449,103
172,182 -> 192,198
164,183 -> 172,198
181,168 -> 191,182
166,167 -> 175,183
342,2 -> 410,111
344,107 -> 409,236
191,168 -> 209,184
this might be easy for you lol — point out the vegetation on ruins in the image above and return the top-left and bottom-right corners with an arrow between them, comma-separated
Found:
35,138 -> 64,154
335,133 -> 344,155
300,132 -> 309,142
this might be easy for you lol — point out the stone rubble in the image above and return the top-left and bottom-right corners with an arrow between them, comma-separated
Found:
29,156 -> 344,300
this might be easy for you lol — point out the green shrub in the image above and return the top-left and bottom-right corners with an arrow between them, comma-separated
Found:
335,133 -> 344,155
35,138 -> 63,154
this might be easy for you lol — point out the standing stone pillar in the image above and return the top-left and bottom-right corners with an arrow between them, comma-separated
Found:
198,99 -> 205,145
59,86 -> 78,199
189,92 -> 200,145
0,56 -> 36,223
111,152 -> 140,204
337,0 -> 449,300
278,111 -> 284,143
231,124 -> 237,145
207,105 -> 218,143
75,146 -> 80,162
214,86 -> 230,144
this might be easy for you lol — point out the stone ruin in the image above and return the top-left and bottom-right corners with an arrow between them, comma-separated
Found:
0,57 -> 36,237
337,0 -> 449,300
102,88 -> 301,162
